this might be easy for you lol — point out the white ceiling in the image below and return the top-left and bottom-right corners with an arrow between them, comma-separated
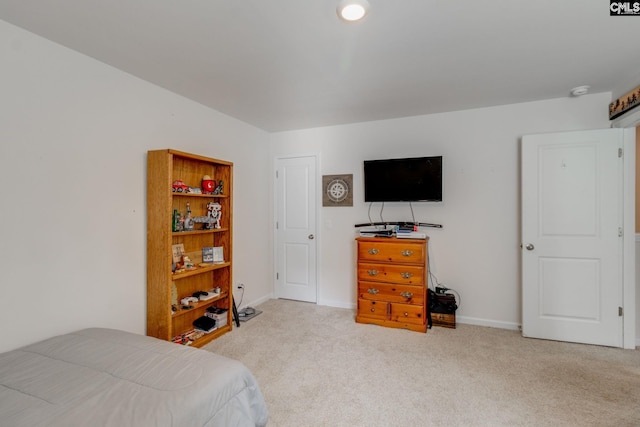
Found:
1,1 -> 639,132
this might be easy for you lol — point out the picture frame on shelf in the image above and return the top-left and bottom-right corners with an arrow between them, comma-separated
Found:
172,244 -> 185,263
213,246 -> 224,263
202,247 -> 214,263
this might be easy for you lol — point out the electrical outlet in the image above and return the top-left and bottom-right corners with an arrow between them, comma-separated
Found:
236,282 -> 244,289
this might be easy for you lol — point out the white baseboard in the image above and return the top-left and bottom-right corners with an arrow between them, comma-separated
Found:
317,299 -> 355,309
238,294 -> 272,311
314,299 -> 522,331
456,315 -> 521,331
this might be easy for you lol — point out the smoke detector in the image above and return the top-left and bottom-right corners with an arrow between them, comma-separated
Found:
570,85 -> 590,97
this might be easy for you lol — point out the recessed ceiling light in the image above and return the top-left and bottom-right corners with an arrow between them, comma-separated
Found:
570,85 -> 590,97
337,0 -> 370,22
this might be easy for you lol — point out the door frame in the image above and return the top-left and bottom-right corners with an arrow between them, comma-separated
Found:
611,119 -> 638,349
622,129 -> 636,349
272,153 -> 320,303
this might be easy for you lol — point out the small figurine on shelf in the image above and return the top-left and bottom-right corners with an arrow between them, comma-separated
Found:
204,202 -> 216,230
181,255 -> 195,270
184,203 -> 195,231
208,202 -> 222,229
213,180 -> 224,195
172,179 -> 190,193
177,211 -> 185,232
202,175 -> 216,194
174,261 -> 185,273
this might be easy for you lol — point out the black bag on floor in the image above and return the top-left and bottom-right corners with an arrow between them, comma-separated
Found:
427,289 -> 458,328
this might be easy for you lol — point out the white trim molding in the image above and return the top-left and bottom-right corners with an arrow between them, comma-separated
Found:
622,128 -> 636,349
457,316 -> 521,331
611,108 -> 640,129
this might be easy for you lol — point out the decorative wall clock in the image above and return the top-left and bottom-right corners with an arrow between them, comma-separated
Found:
323,174 -> 353,206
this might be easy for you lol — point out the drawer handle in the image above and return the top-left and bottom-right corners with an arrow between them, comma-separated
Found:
400,272 -> 413,279
400,291 -> 413,299
367,270 -> 379,276
367,288 -> 380,295
404,312 -> 409,317
371,308 -> 376,313
401,250 -> 414,257
368,248 -> 379,255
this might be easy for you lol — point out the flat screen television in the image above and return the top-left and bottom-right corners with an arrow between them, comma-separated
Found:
364,156 -> 442,202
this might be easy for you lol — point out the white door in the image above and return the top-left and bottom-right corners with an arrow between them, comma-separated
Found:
274,156 -> 317,302
522,129 -> 624,347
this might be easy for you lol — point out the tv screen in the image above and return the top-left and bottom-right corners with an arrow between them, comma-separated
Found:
364,156 -> 442,202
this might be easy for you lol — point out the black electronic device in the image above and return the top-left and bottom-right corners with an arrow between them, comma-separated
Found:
363,156 -> 442,202
193,316 -> 216,332
428,290 -> 457,314
359,228 -> 394,237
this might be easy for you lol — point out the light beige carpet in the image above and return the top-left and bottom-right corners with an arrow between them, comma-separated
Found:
204,299 -> 640,427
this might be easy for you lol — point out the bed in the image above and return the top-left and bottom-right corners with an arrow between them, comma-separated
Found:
0,328 -> 268,427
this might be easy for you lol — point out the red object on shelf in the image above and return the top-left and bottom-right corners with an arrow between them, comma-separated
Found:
202,176 -> 215,194
172,180 -> 190,192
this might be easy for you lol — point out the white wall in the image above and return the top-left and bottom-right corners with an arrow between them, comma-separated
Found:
2,18 -> 633,351
0,20 -> 272,353
612,72 -> 640,100
270,93 -> 612,329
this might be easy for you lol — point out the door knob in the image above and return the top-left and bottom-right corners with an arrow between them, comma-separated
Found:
525,243 -> 534,251
308,234 -> 315,240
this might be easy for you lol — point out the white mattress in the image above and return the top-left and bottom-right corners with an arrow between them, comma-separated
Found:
0,328 -> 268,427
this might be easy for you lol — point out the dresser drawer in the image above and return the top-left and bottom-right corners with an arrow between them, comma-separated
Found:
389,302 -> 425,325
358,240 -> 425,264
358,299 -> 388,320
358,281 -> 424,305
357,262 -> 424,285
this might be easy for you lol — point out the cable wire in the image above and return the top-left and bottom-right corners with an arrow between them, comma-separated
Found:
426,240 -> 461,310
236,286 -> 244,309
409,202 -> 416,224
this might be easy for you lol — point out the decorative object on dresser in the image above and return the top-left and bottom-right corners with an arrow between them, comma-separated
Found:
147,149 -> 233,348
356,236 -> 428,333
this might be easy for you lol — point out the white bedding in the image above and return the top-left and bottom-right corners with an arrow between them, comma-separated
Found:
0,328 -> 268,427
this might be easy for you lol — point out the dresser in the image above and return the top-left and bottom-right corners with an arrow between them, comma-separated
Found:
356,236 -> 428,333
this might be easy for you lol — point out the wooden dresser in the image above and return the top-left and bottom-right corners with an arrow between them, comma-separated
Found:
356,236 -> 428,333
